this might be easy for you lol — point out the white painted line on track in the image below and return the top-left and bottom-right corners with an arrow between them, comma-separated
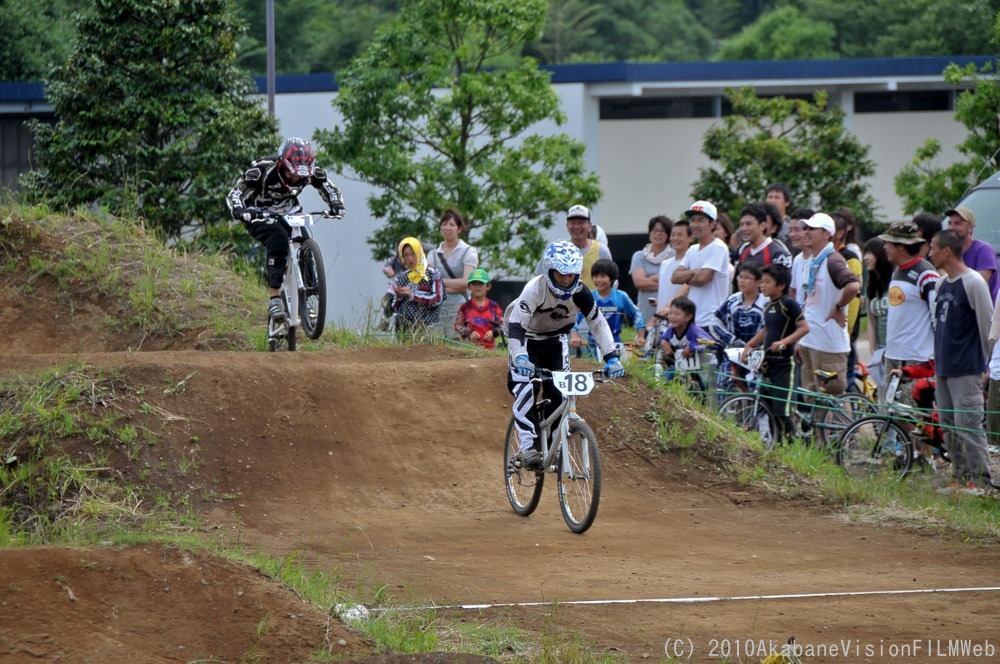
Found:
370,586 -> 1000,613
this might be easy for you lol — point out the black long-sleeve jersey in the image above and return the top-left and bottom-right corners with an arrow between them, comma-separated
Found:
226,156 -> 344,218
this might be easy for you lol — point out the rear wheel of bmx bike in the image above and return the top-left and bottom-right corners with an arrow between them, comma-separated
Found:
836,416 -> 913,481
558,420 -> 602,533
298,238 -> 327,340
504,417 -> 544,516
719,394 -> 778,449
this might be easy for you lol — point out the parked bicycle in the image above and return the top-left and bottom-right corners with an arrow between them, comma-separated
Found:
789,372 -> 876,446
719,361 -> 874,448
260,212 -> 331,352
504,369 -> 607,534
718,347 -> 778,447
836,373 -> 950,481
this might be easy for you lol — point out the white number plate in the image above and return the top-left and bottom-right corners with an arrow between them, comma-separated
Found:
284,214 -> 316,228
551,371 -> 595,396
677,352 -> 701,371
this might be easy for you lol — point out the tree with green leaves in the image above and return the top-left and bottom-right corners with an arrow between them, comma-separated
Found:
0,0 -> 87,82
692,87 -> 878,224
587,0 -> 714,63
22,0 -> 278,247
713,6 -> 837,61
896,59 -> 1000,215
805,0 -> 1000,59
525,0 -> 603,65
233,0 -> 396,75
317,0 -> 600,274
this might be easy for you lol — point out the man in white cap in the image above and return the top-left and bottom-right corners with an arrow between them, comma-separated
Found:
671,200 -> 732,332
796,212 -> 860,396
538,204 -> 611,291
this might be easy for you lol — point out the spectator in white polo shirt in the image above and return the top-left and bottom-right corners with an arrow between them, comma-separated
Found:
796,212 -> 860,396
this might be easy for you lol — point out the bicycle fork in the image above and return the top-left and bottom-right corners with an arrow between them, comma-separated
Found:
269,241 -> 305,341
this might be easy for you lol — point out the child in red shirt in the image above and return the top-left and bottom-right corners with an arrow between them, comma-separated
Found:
454,268 -> 505,349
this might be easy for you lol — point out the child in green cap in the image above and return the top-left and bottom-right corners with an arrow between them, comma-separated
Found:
455,268 -> 505,349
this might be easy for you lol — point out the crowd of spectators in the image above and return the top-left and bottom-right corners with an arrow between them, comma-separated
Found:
380,189 -> 999,495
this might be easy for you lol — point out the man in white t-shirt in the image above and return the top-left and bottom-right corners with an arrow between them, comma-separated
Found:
797,212 -> 860,396
671,200 -> 732,330
879,220 -> 939,400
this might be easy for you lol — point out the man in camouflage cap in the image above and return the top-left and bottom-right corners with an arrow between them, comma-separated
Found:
879,220 -> 941,464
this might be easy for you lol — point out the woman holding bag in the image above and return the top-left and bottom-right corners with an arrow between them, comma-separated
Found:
428,208 -> 479,340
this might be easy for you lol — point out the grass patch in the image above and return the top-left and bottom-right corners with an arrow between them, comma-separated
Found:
0,363 -> 190,546
1,202 -> 261,350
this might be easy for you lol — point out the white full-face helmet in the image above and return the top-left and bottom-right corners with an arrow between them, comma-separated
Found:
542,240 -> 583,300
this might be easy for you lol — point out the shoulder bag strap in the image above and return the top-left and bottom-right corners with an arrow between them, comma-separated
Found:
437,250 -> 469,301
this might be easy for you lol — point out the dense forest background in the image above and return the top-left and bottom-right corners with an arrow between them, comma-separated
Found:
3,0 -> 1000,82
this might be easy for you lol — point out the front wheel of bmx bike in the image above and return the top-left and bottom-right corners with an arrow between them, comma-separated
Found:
504,417 -> 544,516
298,238 -> 327,340
558,420 -> 602,533
815,393 -> 877,447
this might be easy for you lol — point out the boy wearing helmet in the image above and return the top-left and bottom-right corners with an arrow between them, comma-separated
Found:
226,137 -> 347,324
506,240 -> 625,470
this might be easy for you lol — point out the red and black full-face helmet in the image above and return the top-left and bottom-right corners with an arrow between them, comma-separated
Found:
277,137 -> 315,185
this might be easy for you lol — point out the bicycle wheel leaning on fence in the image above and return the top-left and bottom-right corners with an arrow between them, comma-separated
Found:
718,348 -> 779,448
837,415 -> 914,481
789,370 -> 877,447
835,374 -> 946,482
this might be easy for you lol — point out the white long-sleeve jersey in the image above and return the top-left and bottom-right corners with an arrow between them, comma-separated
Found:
505,275 -> 617,360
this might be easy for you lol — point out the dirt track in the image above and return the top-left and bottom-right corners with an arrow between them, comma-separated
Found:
2,344 -> 1000,662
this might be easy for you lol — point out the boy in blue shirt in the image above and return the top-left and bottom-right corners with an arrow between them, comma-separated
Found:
710,264 -> 767,395
570,259 -> 646,358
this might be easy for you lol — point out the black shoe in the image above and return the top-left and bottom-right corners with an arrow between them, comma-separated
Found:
519,449 -> 544,471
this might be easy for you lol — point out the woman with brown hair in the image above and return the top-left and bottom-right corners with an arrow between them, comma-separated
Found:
427,208 -> 479,340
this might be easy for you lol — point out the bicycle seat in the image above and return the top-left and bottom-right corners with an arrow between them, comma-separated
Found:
814,370 -> 838,381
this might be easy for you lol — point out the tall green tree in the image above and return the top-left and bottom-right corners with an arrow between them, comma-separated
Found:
693,87 -> 878,223
806,0 -> 1000,59
0,0 -> 88,81
587,0 -> 714,63
22,0 -> 278,245
896,58 -> 1000,214
233,0 -> 397,75
713,6 -> 837,61
526,0 -> 603,65
317,0 -> 601,273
